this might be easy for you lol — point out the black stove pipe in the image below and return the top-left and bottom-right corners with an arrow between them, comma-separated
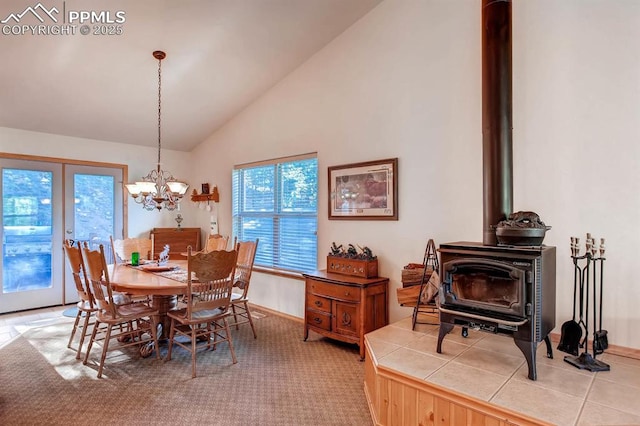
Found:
482,0 -> 513,245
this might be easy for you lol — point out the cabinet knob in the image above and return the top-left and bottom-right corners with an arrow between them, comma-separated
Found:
314,300 -> 322,307
313,317 -> 322,324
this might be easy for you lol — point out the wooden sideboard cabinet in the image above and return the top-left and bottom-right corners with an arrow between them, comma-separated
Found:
303,270 -> 388,360
149,227 -> 201,260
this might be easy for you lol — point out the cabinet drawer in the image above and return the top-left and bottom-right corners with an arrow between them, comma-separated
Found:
309,280 -> 360,302
307,294 -> 331,313
306,310 -> 331,331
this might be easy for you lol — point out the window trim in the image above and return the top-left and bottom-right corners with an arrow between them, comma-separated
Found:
233,152 -> 317,170
252,265 -> 305,281
232,153 -> 318,274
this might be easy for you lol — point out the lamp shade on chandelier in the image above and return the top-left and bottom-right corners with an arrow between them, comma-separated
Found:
125,50 -> 189,211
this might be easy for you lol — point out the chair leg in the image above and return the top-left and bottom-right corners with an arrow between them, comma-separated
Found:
211,320 -> 221,350
75,311 -> 92,359
150,315 -> 161,360
67,310 -> 82,350
223,318 -> 237,364
83,320 -> 100,365
205,323 -> 213,351
231,304 -> 239,330
117,321 -> 134,343
243,301 -> 257,339
97,324 -> 113,378
191,326 -> 198,378
166,318 -> 176,361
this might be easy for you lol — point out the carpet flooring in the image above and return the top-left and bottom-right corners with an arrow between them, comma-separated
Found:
0,311 -> 373,425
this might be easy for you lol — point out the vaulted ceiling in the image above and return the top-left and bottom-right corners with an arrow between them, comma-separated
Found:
0,0 -> 382,151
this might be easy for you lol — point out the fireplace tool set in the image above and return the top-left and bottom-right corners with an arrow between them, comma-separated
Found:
558,234 -> 610,372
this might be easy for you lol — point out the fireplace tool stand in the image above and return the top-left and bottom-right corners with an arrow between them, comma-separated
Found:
411,238 -> 440,330
563,234 -> 610,372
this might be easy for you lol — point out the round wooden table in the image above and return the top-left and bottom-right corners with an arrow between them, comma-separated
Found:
109,260 -> 188,342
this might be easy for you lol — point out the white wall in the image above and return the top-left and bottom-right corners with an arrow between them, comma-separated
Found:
0,126 -> 193,237
190,0 -> 640,350
190,0 -> 482,320
513,0 -> 640,349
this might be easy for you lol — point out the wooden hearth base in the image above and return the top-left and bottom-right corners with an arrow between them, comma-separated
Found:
363,340 -> 550,426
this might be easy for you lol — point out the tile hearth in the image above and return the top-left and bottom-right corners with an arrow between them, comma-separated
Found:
366,317 -> 640,426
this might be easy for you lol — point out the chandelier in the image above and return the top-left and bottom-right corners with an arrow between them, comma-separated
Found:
125,50 -> 189,211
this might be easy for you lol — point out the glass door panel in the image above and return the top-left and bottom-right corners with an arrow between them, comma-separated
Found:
0,158 -> 124,313
0,160 -> 63,313
64,165 -> 123,302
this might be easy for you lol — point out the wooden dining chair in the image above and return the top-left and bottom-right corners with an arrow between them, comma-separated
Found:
165,246 -> 238,378
110,236 -> 153,263
63,239 -> 98,359
109,235 -> 154,303
230,239 -> 259,338
81,243 -> 161,378
204,234 -> 230,252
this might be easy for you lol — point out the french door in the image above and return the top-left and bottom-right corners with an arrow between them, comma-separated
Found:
0,158 -> 123,313
63,164 -> 123,302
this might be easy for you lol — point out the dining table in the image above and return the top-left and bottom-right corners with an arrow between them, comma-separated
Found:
108,260 -> 189,343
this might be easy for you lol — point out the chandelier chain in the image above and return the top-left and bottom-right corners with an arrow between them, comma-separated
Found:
157,54 -> 162,166
125,50 -> 188,211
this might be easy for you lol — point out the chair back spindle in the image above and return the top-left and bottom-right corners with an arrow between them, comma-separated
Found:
204,234 -> 230,253
110,236 -> 153,263
186,247 -> 237,317
234,239 -> 259,298
82,243 -> 118,319
228,239 -> 259,338
63,239 -> 94,307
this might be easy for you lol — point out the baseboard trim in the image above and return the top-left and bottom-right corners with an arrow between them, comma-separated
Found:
248,303 -> 303,324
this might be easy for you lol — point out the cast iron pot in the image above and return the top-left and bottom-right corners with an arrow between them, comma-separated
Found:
494,211 -> 551,246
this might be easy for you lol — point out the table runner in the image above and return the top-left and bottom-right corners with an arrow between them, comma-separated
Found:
153,267 -> 194,283
129,264 -> 195,283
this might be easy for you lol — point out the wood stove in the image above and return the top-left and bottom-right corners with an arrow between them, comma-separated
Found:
436,242 -> 556,380
431,0 -> 558,381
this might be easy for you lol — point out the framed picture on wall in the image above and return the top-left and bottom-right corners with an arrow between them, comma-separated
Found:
328,158 -> 398,220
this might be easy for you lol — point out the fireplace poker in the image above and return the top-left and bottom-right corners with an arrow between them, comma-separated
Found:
577,248 -> 588,350
581,235 -> 592,349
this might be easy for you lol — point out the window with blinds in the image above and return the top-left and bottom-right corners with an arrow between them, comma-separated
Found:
232,154 -> 318,273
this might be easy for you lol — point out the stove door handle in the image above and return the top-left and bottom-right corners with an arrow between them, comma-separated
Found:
438,306 -> 528,327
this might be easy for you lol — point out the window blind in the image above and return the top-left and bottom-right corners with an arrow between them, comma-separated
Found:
232,155 -> 317,273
